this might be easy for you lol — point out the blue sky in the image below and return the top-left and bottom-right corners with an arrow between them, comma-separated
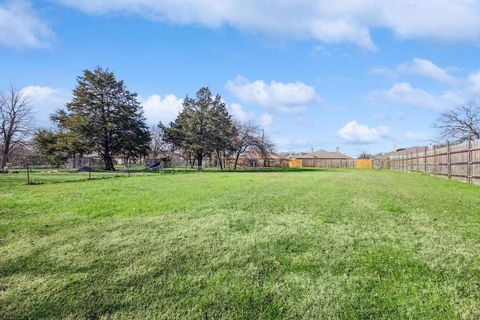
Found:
2,0 -> 480,156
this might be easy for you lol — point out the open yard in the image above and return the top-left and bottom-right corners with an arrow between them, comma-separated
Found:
1,169 -> 479,319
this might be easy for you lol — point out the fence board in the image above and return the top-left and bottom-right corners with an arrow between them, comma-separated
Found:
385,140 -> 480,185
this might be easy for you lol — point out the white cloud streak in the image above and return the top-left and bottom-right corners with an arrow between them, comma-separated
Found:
397,58 -> 458,85
142,94 -> 183,125
226,76 -> 316,114
372,82 -> 464,112
467,72 -> 480,94
338,120 -> 389,144
55,0 -> 480,49
258,112 -> 276,132
0,1 -> 51,49
21,86 -> 69,123
228,103 -> 252,122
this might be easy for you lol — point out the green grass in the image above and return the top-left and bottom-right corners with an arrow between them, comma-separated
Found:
1,169 -> 479,319
0,167 -> 188,186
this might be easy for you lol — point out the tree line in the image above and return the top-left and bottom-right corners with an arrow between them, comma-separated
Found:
4,66 -> 480,173
1,67 -> 272,172
159,87 -> 273,170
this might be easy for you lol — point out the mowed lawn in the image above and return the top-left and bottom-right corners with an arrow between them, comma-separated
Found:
1,170 -> 479,319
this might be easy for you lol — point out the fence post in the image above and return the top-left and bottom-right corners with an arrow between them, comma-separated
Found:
447,141 -> 451,180
423,147 -> 428,173
410,152 -> 413,172
415,148 -> 420,172
88,158 -> 92,180
433,145 -> 436,176
468,139 -> 472,184
413,152 -> 416,172
26,159 -> 30,184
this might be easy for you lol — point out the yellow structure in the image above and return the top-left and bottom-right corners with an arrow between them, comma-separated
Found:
289,158 -> 303,168
354,159 -> 373,169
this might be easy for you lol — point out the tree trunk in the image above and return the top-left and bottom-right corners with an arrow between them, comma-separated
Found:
197,154 -> 203,171
224,149 -> 227,169
1,152 -> 8,170
102,137 -> 116,171
103,154 -> 115,171
1,141 -> 10,170
216,150 -> 223,170
234,152 -> 241,171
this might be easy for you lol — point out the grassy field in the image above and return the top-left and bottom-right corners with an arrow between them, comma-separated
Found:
1,169 -> 479,319
0,166 -> 280,186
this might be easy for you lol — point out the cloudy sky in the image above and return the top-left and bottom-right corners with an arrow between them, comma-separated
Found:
2,0 -> 480,156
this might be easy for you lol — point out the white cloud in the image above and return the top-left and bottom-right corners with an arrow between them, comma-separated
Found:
397,58 -> 458,85
372,58 -> 458,84
467,72 -> 480,93
21,86 -> 69,123
371,60 -> 480,109
228,103 -> 252,122
258,112 -> 276,132
0,1 -> 51,49
56,0 -> 480,49
225,76 -> 316,113
372,82 -> 464,112
142,94 -> 183,125
338,120 -> 389,144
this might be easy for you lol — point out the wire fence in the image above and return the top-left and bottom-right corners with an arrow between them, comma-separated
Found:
0,155 -> 200,186
1,153 -> 374,187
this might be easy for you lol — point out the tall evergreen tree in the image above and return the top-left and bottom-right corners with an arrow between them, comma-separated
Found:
33,129 -> 70,167
54,67 -> 150,170
161,87 -> 234,170
210,96 -> 236,169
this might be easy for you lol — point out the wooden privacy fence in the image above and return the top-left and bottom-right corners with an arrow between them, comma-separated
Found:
289,159 -> 303,168
389,140 -> 480,184
355,159 -> 373,169
300,158 -> 355,168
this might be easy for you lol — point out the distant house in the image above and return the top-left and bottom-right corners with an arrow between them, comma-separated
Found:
235,151 -> 289,168
374,146 -> 428,160
291,148 -> 353,168
373,145 -> 429,169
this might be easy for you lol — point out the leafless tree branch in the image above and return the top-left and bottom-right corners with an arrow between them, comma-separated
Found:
433,102 -> 480,143
0,86 -> 33,170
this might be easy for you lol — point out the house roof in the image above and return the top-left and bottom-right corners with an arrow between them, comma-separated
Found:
374,146 -> 428,159
239,151 -> 287,160
292,149 -> 352,159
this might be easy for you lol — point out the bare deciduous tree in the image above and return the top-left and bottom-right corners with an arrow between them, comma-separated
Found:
150,125 -> 168,159
0,87 -> 33,170
434,102 -> 480,143
230,121 -> 275,170
255,128 -> 274,167
231,121 -> 259,170
357,150 -> 373,159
